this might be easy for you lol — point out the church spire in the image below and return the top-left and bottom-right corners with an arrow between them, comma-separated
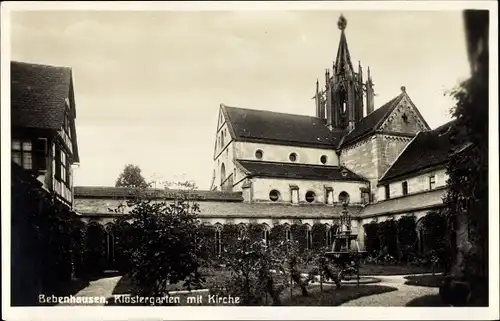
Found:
334,14 -> 354,76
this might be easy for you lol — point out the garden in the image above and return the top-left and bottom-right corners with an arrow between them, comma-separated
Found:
72,191 -> 453,306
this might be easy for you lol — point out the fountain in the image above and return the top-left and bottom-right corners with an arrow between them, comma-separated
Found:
325,192 -> 368,284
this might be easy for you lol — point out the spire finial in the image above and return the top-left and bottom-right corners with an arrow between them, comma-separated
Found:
401,86 -> 406,93
338,14 -> 347,31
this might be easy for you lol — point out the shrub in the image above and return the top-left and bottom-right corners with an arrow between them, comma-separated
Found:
113,196 -> 205,297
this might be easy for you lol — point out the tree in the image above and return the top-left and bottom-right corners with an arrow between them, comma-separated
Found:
442,10 -> 489,306
115,164 -> 149,188
112,188 -> 205,298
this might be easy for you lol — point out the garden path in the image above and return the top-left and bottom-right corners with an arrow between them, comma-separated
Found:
58,275 -> 122,306
341,274 -> 440,306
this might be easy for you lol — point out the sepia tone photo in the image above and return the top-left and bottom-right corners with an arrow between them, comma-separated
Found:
2,1 -> 497,320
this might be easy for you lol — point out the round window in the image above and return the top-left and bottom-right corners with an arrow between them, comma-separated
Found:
305,191 -> 316,203
289,153 -> 297,162
269,190 -> 280,202
320,155 -> 328,164
255,149 -> 263,160
338,191 -> 350,204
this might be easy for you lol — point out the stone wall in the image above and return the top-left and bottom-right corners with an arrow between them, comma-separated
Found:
340,136 -> 379,201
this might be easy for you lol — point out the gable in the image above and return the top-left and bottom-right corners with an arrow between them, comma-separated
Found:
217,105 -> 226,130
340,93 -> 404,148
378,94 -> 431,133
379,120 -> 456,183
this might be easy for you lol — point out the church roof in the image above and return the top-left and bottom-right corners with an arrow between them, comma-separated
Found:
222,105 -> 344,149
379,120 -> 456,183
11,61 -> 73,130
340,93 -> 405,147
236,160 -> 367,182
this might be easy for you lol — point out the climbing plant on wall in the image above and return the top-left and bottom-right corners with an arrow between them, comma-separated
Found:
270,224 -> 286,244
397,215 -> 418,262
291,224 -> 308,252
311,223 -> 327,251
363,222 -> 380,255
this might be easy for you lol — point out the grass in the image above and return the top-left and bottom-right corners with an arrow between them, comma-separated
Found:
112,267 -> 232,295
405,294 -> 447,307
281,284 -> 398,306
404,275 -> 445,287
299,263 -> 443,276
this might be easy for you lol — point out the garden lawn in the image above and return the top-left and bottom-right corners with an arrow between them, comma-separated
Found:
300,263 -> 443,276
281,284 -> 398,306
112,267 -> 232,295
404,275 -> 446,287
405,294 -> 447,306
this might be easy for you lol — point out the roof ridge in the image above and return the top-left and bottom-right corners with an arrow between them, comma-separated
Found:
11,60 -> 72,70
224,105 -> 323,120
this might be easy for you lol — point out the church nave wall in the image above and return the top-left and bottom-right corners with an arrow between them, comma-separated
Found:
233,141 -> 339,166
251,177 -> 368,205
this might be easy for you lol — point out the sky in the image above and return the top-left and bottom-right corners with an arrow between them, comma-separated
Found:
10,9 -> 471,190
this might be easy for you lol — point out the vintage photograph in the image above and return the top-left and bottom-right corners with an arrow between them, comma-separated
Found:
2,1 -> 496,319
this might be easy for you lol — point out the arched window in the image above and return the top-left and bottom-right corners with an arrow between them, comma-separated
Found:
238,223 -> 247,239
220,163 -> 226,186
255,149 -> 263,160
320,155 -> 328,164
221,131 -> 225,147
215,224 -> 223,256
289,152 -> 298,162
305,225 -> 312,250
284,224 -> 292,241
105,224 -> 115,264
326,224 -> 335,247
262,224 -> 270,246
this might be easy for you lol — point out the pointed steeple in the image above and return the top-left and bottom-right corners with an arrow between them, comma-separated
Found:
334,14 -> 354,76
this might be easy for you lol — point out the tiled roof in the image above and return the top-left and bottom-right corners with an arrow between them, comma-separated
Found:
380,120 -> 456,182
360,187 -> 447,218
340,93 -> 405,147
74,186 -> 244,202
237,160 -> 367,182
74,197 -> 364,219
223,105 -> 344,149
11,61 -> 73,129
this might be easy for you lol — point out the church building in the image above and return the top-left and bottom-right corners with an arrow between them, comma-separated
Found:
73,14 -> 454,258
